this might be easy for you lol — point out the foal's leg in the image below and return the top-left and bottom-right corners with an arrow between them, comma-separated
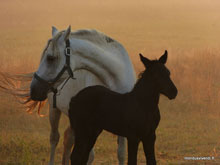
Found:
70,128 -> 102,165
127,138 -> 140,165
82,130 -> 102,165
142,133 -> 156,165
117,136 -> 126,165
71,138 -> 88,165
62,126 -> 95,165
49,106 -> 61,165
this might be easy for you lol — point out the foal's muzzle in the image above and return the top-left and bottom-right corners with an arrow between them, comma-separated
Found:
167,86 -> 178,100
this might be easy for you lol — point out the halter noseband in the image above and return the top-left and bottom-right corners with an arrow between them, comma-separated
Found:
34,39 -> 75,108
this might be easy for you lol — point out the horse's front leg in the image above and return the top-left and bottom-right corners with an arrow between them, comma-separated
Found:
117,136 -> 126,165
127,137 -> 140,165
49,106 -> 61,165
142,133 -> 156,165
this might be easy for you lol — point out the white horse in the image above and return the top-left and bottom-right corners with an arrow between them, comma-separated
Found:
30,26 -> 136,165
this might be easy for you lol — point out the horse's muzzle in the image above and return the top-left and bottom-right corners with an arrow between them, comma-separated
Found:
30,77 -> 50,101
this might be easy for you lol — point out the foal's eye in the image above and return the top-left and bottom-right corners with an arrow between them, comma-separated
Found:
47,55 -> 55,62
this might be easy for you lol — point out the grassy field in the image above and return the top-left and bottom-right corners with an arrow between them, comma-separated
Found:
0,0 -> 220,164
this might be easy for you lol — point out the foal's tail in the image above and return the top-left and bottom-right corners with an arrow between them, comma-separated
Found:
0,71 -> 47,116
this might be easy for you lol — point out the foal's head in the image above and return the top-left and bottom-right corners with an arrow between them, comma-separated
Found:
139,50 -> 177,99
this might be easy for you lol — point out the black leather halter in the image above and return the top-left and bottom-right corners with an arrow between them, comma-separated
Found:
33,39 -> 75,108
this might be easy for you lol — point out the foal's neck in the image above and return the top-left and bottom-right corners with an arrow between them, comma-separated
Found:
131,71 -> 160,108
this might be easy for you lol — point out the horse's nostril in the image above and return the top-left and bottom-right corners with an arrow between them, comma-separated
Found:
30,88 -> 38,100
30,89 -> 47,101
30,87 -> 36,98
30,79 -> 49,101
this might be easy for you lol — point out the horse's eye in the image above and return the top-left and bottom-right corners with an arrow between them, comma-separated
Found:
47,55 -> 55,62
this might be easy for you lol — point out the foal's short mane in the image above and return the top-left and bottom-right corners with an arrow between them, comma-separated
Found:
137,59 -> 158,80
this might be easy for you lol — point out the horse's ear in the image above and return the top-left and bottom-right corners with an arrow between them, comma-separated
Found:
159,50 -> 168,64
139,53 -> 151,68
52,26 -> 59,37
64,25 -> 71,41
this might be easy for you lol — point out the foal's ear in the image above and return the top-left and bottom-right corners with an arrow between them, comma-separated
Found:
52,26 -> 59,37
159,50 -> 168,64
63,25 -> 71,41
139,53 -> 151,68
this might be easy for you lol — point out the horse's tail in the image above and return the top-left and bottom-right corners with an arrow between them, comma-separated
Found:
0,71 -> 47,116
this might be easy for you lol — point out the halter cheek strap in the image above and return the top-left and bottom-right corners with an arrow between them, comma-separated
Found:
33,39 -> 76,108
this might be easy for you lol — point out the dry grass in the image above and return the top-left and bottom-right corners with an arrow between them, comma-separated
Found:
0,0 -> 220,164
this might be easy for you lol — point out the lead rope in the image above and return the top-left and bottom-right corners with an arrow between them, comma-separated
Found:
52,76 -> 74,108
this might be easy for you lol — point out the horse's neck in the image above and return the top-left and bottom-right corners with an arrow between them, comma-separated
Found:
74,56 -> 114,88
131,73 -> 160,108
70,38 -> 134,91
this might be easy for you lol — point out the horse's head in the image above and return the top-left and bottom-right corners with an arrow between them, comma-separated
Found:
139,50 -> 178,100
30,26 -> 75,101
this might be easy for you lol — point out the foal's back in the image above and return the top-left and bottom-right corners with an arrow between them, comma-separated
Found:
69,85 -> 151,137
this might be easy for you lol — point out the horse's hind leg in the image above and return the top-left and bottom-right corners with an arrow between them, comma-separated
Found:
62,126 -> 74,165
49,107 -> 61,165
62,126 -> 95,165
87,148 -> 95,165
117,136 -> 126,165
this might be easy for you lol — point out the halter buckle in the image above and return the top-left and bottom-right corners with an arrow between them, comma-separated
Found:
65,47 -> 71,56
